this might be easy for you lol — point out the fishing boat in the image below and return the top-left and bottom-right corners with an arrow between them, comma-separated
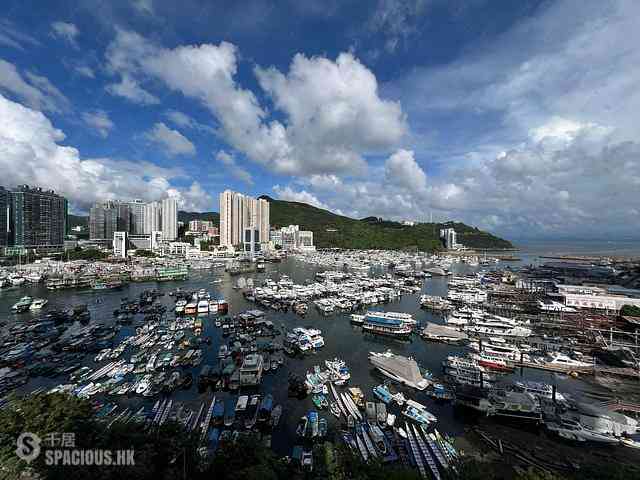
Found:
212,398 -> 225,426
405,423 -> 427,478
223,408 -> 235,427
376,403 -> 387,426
329,402 -> 341,418
312,394 -> 329,410
308,410 -> 319,438
412,424 -> 441,480
368,424 -> 389,455
373,384 -> 394,404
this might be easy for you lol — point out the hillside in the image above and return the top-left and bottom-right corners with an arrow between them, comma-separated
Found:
178,211 -> 220,223
260,196 -> 513,250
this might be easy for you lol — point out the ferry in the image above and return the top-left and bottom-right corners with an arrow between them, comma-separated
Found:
443,355 -> 494,388
364,310 -> 417,326
362,315 -> 413,339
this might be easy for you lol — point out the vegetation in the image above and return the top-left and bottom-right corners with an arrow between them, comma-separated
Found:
620,304 -> 640,317
262,196 -> 513,251
65,248 -> 109,261
178,211 -> 220,224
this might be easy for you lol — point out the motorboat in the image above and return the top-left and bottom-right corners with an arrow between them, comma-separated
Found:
29,298 -> 48,310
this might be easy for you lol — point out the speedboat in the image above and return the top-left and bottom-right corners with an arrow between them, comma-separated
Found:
29,298 -> 48,310
11,296 -> 33,312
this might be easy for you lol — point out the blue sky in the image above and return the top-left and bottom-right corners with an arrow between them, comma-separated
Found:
1,0 -> 639,240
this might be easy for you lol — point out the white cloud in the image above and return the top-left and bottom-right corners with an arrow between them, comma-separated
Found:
133,0 -> 154,15
106,74 -> 159,105
216,150 -> 253,185
272,185 -> 329,210
0,93 -> 204,212
74,65 -> 95,78
164,109 -> 216,133
0,59 -> 69,112
144,122 -> 196,156
384,149 -> 426,192
51,22 -> 79,45
166,182 -> 213,212
367,0 -> 428,53
0,20 -> 40,50
82,110 -> 114,138
104,29 -> 406,176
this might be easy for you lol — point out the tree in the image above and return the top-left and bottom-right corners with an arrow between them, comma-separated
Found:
620,304 -> 640,317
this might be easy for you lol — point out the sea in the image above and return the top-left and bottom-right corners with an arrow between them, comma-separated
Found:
1,241 -> 638,456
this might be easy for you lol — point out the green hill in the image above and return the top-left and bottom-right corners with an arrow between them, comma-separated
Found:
260,195 -> 513,250
178,211 -> 220,223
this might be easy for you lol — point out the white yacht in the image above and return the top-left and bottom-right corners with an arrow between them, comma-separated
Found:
369,350 -> 430,390
545,352 -> 593,368
175,300 -> 187,314
29,298 -> 48,310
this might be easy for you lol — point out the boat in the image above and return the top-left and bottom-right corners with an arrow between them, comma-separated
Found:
29,298 -> 48,310
175,300 -> 187,314
329,402 -> 341,418
185,302 -> 198,315
312,394 -> 329,410
362,314 -> 413,338
197,300 -> 209,314
308,410 -> 319,438
472,351 -> 514,372
235,395 -> 249,412
223,406 -> 236,427
319,418 -> 328,437
373,384 -> 394,404
443,355 -> 493,388
368,424 -> 388,455
412,424 -> 441,480
258,394 -> 273,422
11,296 -> 33,313
369,350 -> 430,390
402,405 -> 436,425
296,416 -> 308,437
355,432 -> 369,461
270,404 -> 282,427
366,402 -> 377,421
405,423 -> 427,478
376,403 -> 387,426
545,352 -> 593,368
212,399 -> 225,426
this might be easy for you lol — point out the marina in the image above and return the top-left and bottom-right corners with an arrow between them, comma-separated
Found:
2,249 -> 640,477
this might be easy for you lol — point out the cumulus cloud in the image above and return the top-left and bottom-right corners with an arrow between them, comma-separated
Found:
216,150 -> 253,185
107,74 -> 159,105
82,110 -> 114,138
384,149 -> 426,192
104,29 -> 406,176
166,182 -> 213,212
0,59 -> 69,112
0,93 -> 204,212
273,185 -> 329,210
51,21 -> 79,45
144,122 -> 196,156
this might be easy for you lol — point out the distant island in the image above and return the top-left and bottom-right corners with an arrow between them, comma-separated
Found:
68,197 -> 512,251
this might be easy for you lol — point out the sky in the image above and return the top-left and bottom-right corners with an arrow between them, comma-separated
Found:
1,0 -> 639,241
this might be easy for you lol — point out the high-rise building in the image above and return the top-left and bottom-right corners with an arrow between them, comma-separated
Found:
439,228 -> 457,250
113,231 -> 128,258
161,197 -> 178,241
10,185 -> 67,250
144,201 -> 162,234
219,190 -> 269,247
126,199 -> 146,235
89,201 -> 119,240
0,186 -> 9,248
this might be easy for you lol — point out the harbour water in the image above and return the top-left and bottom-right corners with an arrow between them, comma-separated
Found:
0,251 -> 606,456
